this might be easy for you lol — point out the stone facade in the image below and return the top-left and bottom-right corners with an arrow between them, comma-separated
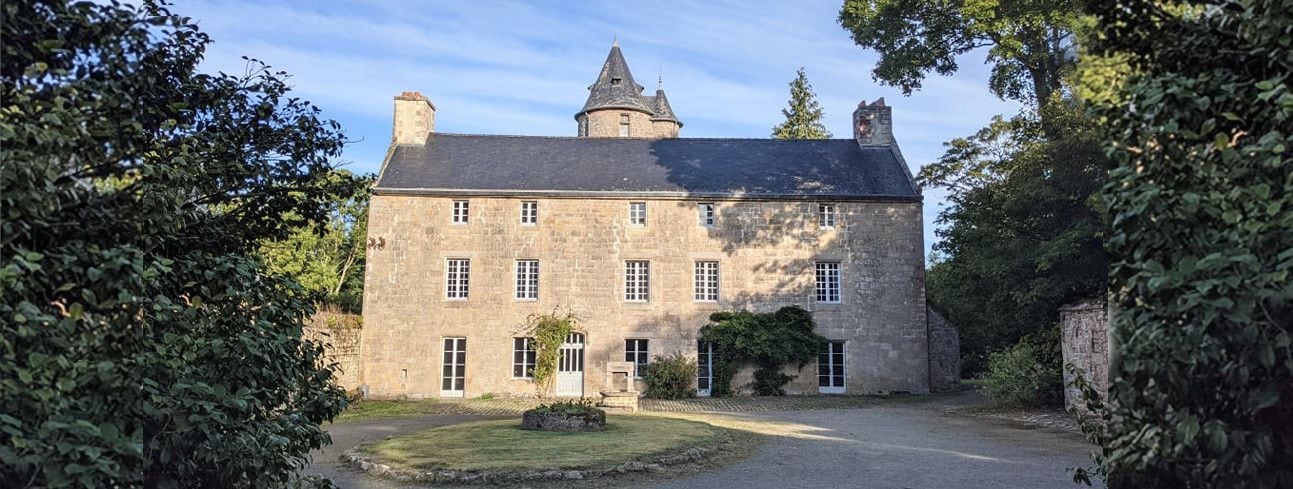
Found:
1060,301 -> 1110,411
577,109 -> 671,138
360,196 -> 929,398
926,307 -> 960,392
304,312 -> 364,391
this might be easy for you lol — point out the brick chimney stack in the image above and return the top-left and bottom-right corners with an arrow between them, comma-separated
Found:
393,91 -> 435,145
853,98 -> 894,146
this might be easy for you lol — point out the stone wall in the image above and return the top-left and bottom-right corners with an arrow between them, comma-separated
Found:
926,307 -> 960,392
579,109 -> 676,138
360,195 -> 928,398
1060,301 -> 1109,411
304,312 -> 364,391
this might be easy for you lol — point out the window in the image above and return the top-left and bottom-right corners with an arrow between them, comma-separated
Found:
513,337 -> 537,378
441,337 -> 466,397
452,200 -> 469,224
446,258 -> 470,300
515,259 -> 539,300
698,203 -> 716,227
819,341 -> 845,394
818,203 -> 837,228
625,339 -> 649,378
694,261 -> 719,302
625,260 -> 650,302
520,201 -> 538,225
619,114 -> 630,137
629,202 -> 647,226
815,261 -> 841,303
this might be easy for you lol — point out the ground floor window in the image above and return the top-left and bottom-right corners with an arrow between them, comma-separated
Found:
818,341 -> 845,394
513,337 -> 536,378
442,337 -> 466,397
625,339 -> 649,378
697,340 -> 714,396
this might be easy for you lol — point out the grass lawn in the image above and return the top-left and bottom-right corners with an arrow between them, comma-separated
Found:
334,399 -> 443,423
363,415 -> 726,471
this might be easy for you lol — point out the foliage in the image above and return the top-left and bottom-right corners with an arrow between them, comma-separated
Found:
838,0 -> 1081,110
532,398 -> 599,415
643,353 -> 698,399
257,172 -> 373,313
1084,0 -> 1293,486
520,311 -> 577,397
771,68 -> 832,139
0,1 -> 360,486
979,325 -> 1062,407
923,100 -> 1107,374
699,306 -> 826,396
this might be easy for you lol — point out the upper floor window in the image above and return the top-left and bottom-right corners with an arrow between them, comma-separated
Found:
818,203 -> 837,228
619,114 -> 630,137
452,200 -> 469,224
520,201 -> 538,225
630,202 -> 647,226
515,259 -> 539,300
625,260 -> 650,302
694,261 -> 719,302
446,258 -> 470,300
625,339 -> 649,378
815,261 -> 841,303
698,203 -> 716,227
513,337 -> 536,378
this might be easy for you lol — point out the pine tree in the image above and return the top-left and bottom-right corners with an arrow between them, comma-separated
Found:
772,68 -> 832,139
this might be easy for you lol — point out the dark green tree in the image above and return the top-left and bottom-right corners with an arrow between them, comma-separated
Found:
700,306 -> 826,396
1083,0 -> 1293,486
0,1 -> 361,486
771,68 -> 832,140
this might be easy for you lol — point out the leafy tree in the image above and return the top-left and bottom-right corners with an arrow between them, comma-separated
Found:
700,306 -> 826,396
1083,0 -> 1293,486
771,68 -> 832,140
258,171 -> 372,313
0,1 -> 361,486
838,0 -> 1081,111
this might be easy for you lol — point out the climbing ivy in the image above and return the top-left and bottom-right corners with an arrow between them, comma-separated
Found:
699,306 -> 826,396
521,311 -> 577,397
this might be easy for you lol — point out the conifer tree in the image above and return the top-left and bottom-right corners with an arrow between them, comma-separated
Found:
772,68 -> 832,139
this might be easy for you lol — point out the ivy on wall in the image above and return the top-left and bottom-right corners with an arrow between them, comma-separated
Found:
521,311 -> 577,398
699,306 -> 826,396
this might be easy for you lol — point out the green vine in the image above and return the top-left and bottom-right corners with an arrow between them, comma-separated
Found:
521,310 -> 578,397
699,306 -> 825,396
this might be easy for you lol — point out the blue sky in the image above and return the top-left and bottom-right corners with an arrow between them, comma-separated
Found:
182,0 -> 1020,257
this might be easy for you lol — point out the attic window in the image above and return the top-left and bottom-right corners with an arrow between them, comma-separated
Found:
611,78 -> 622,85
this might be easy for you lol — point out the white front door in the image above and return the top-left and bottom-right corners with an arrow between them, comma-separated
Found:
441,337 -> 466,397
697,340 -> 714,397
818,341 -> 845,394
556,332 -> 584,397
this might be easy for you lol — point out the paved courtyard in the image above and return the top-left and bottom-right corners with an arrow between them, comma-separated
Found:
305,392 -> 1101,488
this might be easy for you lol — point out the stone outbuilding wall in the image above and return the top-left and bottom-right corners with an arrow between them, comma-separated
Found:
926,307 -> 960,392
304,312 -> 364,391
1060,301 -> 1109,412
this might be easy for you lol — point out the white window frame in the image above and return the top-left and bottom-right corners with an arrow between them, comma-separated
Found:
451,200 -> 469,224
819,340 -> 846,394
624,260 -> 650,302
513,337 -> 536,379
698,203 -> 716,227
441,337 -> 466,397
694,261 -> 719,302
815,261 -> 841,303
520,201 -> 538,225
629,202 -> 647,226
515,259 -> 539,301
619,113 -> 630,137
625,338 -> 650,378
445,258 -> 470,300
818,203 -> 837,228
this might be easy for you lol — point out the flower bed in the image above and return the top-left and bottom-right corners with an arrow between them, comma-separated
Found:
520,399 -> 606,432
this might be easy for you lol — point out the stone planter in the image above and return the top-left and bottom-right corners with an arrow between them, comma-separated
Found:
520,408 -> 607,432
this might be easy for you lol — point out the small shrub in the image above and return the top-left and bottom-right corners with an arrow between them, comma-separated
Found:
643,353 -> 697,399
980,327 -> 1063,407
533,398 -> 598,415
477,393 -> 495,400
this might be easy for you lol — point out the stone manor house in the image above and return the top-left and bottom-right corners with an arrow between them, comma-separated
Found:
359,43 -> 952,399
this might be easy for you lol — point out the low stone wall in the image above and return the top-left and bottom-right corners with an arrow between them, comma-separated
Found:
304,312 -> 363,391
1060,301 -> 1109,412
926,307 -> 960,392
520,409 -> 606,432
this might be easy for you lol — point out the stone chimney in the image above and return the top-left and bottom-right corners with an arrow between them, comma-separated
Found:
853,98 -> 894,146
392,91 -> 435,145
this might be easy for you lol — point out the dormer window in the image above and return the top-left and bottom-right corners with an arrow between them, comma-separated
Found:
611,77 -> 622,86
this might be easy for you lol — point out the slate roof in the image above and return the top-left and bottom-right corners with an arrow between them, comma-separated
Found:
374,134 -> 919,201
577,43 -> 679,125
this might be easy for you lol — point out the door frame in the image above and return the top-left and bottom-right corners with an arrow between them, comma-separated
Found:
556,332 -> 585,397
441,337 -> 466,398
697,340 -> 714,397
818,340 -> 845,394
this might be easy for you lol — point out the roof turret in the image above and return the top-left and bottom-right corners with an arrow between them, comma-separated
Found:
649,77 -> 681,126
577,43 -> 653,117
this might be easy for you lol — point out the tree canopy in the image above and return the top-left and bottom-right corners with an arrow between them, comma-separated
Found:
1,1 -> 360,486
771,68 -> 832,140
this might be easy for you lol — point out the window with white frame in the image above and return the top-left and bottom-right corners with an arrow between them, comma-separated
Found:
445,258 -> 470,299
625,339 -> 649,378
619,114 -> 630,137
451,200 -> 469,224
694,261 -> 719,302
815,261 -> 841,303
818,341 -> 845,394
625,260 -> 650,302
515,259 -> 539,300
513,337 -> 536,378
698,203 -> 716,227
520,201 -> 538,225
630,202 -> 647,226
818,203 -> 837,228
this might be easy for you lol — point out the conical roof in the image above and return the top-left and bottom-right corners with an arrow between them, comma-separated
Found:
577,43 -> 653,116
649,85 -> 681,125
